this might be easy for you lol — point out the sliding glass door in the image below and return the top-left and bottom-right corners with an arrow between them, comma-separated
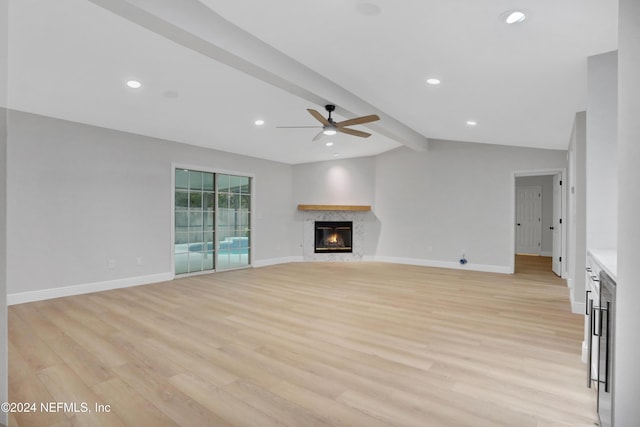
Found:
174,168 -> 251,275
216,174 -> 251,270
174,169 -> 215,274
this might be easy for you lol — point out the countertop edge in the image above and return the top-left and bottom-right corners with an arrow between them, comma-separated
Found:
587,248 -> 618,282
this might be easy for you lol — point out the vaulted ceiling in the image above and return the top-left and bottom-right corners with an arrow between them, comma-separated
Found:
7,0 -> 618,164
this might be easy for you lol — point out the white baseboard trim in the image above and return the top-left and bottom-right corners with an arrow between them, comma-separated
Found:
566,276 -> 574,290
5,255 -> 538,304
252,256 -> 303,268
7,272 -> 173,305
571,300 -> 586,315
367,256 -> 511,274
569,287 -> 585,314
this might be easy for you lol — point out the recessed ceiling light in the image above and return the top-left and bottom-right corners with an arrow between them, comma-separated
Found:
426,78 -> 441,85
325,142 -> 334,147
126,80 -> 142,89
466,120 -> 478,126
254,119 -> 265,126
333,153 -> 340,157
505,11 -> 526,24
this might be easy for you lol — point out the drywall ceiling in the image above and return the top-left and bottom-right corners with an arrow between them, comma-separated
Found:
7,0 -> 618,164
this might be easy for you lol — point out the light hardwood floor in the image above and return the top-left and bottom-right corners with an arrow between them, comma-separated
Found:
9,257 -> 597,426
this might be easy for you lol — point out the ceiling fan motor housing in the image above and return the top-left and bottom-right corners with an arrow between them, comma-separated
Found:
325,105 -> 336,123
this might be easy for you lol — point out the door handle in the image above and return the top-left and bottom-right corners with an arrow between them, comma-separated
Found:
604,302 -> 611,393
587,298 -> 594,388
592,306 -> 601,337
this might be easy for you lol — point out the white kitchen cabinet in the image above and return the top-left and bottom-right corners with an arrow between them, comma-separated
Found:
584,249 -> 617,388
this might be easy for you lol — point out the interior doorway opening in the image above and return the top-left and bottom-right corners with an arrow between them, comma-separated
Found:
512,170 -> 566,277
514,254 -> 557,276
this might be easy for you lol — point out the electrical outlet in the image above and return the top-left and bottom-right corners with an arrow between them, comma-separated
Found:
108,259 -> 116,269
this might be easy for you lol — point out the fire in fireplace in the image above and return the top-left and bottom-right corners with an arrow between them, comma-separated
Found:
314,221 -> 353,253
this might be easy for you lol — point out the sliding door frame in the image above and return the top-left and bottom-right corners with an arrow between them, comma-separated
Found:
171,163 -> 255,278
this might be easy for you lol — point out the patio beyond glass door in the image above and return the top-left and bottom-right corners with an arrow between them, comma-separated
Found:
216,174 -> 251,270
174,169 -> 251,275
174,169 -> 215,274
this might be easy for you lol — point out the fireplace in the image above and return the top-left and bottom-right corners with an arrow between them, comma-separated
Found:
314,221 -> 353,253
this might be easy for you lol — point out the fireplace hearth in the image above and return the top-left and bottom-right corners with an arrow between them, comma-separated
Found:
314,221 -> 353,253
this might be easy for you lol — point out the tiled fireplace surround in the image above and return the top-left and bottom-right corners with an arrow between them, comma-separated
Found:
302,210 -> 367,261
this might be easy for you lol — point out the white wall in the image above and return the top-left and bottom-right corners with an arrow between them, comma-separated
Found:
6,111 -> 297,300
0,0 -> 8,420
291,157 -> 379,257
291,143 -> 567,271
615,0 -> 640,423
293,157 -> 376,206
567,112 -> 587,313
516,175 -> 554,254
7,111 -> 571,302
373,141 -> 567,272
0,109 -> 6,426
586,51 -> 618,250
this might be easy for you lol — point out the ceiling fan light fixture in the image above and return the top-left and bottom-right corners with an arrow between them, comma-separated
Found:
505,11 -> 526,24
323,127 -> 337,136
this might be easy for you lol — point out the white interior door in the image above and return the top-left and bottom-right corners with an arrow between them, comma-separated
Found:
516,186 -> 542,254
551,174 -> 562,276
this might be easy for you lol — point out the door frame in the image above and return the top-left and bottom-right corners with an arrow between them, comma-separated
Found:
171,163 -> 255,278
510,168 -> 567,276
551,174 -> 563,276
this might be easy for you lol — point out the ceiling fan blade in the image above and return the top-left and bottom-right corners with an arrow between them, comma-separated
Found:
312,130 -> 325,142
307,109 -> 330,126
336,114 -> 380,128
338,127 -> 372,138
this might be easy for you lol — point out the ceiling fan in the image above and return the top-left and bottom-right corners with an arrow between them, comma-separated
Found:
278,104 -> 380,142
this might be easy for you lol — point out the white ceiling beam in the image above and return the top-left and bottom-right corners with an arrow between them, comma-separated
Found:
88,0 -> 429,151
